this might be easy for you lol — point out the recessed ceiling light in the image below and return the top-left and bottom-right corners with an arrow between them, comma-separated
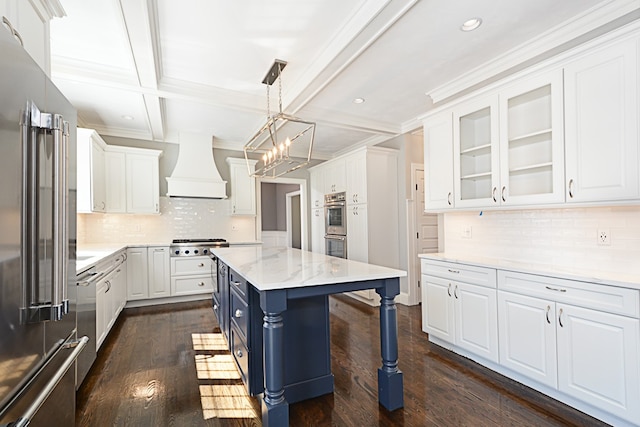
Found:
461,18 -> 482,32
121,115 -> 134,120
353,98 -> 365,104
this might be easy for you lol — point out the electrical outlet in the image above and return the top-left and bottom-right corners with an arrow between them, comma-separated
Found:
597,228 -> 611,246
232,224 -> 238,231
462,225 -> 472,239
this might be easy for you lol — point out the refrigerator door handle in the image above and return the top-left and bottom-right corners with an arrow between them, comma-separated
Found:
21,102 -> 70,323
3,337 -> 88,427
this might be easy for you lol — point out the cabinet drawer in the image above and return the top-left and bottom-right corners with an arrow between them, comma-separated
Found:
498,270 -> 640,318
230,287 -> 249,341
421,259 -> 496,288
229,269 -> 248,300
230,326 -> 249,387
171,276 -> 213,296
171,256 -> 211,276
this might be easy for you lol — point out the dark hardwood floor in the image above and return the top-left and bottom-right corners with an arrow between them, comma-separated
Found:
76,296 -> 608,426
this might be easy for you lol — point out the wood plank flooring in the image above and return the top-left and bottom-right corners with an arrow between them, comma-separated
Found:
76,296 -> 608,426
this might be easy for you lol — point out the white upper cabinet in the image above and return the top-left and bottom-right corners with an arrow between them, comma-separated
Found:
323,159 -> 346,194
1,0 -> 53,74
104,150 -> 126,213
309,168 -> 325,254
564,37 -> 639,203
77,128 -> 107,213
423,112 -> 454,211
126,152 -> 160,214
498,70 -> 565,206
345,152 -> 367,205
453,94 -> 500,208
227,158 -> 257,216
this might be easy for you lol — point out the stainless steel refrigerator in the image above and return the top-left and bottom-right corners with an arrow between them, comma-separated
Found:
0,27 -> 87,426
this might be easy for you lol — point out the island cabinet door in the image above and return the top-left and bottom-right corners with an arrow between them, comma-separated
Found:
556,303 -> 640,424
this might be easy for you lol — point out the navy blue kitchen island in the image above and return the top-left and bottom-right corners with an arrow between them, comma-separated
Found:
211,246 -> 406,427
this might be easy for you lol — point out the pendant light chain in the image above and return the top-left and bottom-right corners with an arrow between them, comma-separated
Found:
278,62 -> 283,114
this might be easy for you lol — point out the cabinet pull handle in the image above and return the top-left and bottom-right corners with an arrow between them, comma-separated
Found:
234,309 -> 243,318
454,285 -> 459,299
236,349 -> 243,358
558,308 -> 564,328
230,280 -> 241,288
447,192 -> 452,206
546,305 -> 551,324
198,282 -> 205,287
501,186 -> 506,203
105,281 -> 111,293
447,269 -> 459,274
213,304 -> 218,311
3,17 -> 24,47
568,179 -> 574,198
447,283 -> 452,297
545,286 -> 567,293
198,263 -> 204,267
492,187 -> 497,203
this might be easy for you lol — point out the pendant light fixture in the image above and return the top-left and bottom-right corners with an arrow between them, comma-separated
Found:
243,59 -> 316,178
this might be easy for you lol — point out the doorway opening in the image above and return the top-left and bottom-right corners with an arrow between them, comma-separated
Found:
258,177 -> 307,250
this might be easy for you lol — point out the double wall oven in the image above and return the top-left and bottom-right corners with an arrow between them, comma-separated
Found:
324,192 -> 347,258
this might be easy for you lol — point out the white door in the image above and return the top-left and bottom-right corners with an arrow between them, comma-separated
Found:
414,168 -> 438,304
557,303 -> 640,423
564,38 -> 639,203
498,291 -> 558,388
421,275 -> 455,344
454,282 -> 499,363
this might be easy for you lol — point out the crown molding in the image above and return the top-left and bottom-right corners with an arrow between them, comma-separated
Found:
428,0 -> 640,103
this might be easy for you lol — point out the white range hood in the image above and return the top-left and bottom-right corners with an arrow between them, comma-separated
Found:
166,132 -> 227,199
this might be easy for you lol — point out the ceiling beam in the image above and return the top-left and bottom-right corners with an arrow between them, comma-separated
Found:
117,0 -> 165,139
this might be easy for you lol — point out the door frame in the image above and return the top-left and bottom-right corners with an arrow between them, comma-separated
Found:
406,163 -> 423,306
286,190 -> 301,248
256,177 -> 308,251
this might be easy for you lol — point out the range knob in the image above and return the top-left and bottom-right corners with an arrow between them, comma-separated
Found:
203,249 -> 208,254
185,250 -> 190,255
174,250 -> 180,255
194,249 -> 199,254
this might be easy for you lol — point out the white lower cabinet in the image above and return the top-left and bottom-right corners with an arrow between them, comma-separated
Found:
422,273 -> 499,363
126,246 -> 170,300
422,257 -> 640,426
147,247 -> 170,298
95,251 -> 127,349
170,256 -> 213,296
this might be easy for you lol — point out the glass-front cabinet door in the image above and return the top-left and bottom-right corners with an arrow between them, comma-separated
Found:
498,69 -> 565,206
453,95 -> 500,208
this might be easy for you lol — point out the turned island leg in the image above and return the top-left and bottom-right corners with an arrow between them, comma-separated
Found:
260,290 -> 288,427
376,278 -> 404,411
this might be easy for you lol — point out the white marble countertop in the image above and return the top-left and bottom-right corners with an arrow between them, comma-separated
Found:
76,243 -> 129,273
212,246 -> 407,291
419,252 -> 640,291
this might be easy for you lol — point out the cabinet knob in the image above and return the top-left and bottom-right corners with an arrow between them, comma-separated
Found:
213,304 -> 218,311
234,309 -> 243,318
198,282 -> 205,287
236,349 -> 243,358
198,263 -> 205,267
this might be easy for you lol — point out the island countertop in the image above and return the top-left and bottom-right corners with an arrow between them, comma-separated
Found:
211,246 -> 406,291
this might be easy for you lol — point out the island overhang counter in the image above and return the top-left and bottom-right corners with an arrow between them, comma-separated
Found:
211,246 -> 407,427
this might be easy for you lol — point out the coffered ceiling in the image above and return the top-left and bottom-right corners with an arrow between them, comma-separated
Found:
49,0 -> 638,159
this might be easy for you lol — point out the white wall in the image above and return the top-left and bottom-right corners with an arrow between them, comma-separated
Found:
443,206 -> 640,275
78,196 -> 256,244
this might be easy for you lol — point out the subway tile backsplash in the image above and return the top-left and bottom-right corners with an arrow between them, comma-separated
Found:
78,196 -> 256,244
443,206 -> 640,275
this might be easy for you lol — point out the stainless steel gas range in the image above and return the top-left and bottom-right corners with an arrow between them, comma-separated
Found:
170,238 -> 229,257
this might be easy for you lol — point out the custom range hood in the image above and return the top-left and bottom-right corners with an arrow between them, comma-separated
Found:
166,132 -> 227,199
